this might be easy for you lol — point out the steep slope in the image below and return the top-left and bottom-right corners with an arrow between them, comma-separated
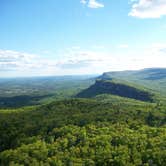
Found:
77,79 -> 154,102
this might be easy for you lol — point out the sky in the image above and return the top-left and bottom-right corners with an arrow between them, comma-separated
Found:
0,0 -> 166,77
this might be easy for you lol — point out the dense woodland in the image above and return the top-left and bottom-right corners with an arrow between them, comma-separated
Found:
0,69 -> 166,165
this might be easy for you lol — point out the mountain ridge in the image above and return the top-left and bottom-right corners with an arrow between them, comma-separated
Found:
99,68 -> 166,96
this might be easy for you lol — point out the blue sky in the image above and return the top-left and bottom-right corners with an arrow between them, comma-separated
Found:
0,0 -> 166,77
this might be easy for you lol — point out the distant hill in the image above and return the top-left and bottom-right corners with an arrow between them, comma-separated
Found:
77,79 -> 154,102
99,68 -> 166,95
100,68 -> 166,80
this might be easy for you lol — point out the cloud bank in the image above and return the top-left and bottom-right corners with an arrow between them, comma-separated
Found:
0,50 -> 57,76
0,44 -> 166,77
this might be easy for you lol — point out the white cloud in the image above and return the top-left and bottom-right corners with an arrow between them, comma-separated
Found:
58,50 -> 109,68
129,0 -> 166,18
80,0 -> 87,5
71,46 -> 81,50
88,0 -> 104,8
0,50 -> 37,70
81,0 -> 104,9
1,44 -> 166,77
92,45 -> 105,49
126,43 -> 166,69
118,44 -> 129,48
56,49 -> 118,74
150,43 -> 166,54
0,50 -> 57,76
